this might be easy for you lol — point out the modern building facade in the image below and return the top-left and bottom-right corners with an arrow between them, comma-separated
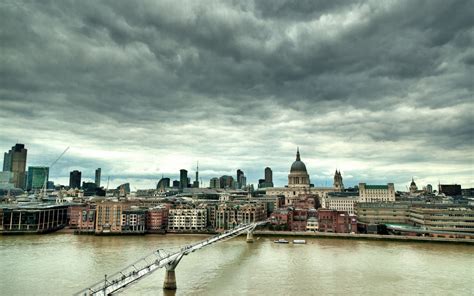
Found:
438,184 -> 462,197
27,166 -> 49,191
179,169 -> 188,190
219,175 -> 234,189
95,168 -> 101,187
209,177 -> 219,189
0,203 -> 68,233
356,202 -> 474,235
69,170 -> 82,189
3,144 -> 27,189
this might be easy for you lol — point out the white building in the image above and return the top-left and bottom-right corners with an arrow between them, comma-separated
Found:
306,217 -> 318,231
358,183 -> 395,202
323,195 -> 358,215
168,206 -> 207,231
266,149 -> 342,203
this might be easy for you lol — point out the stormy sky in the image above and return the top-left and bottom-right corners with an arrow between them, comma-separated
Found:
1,0 -> 473,190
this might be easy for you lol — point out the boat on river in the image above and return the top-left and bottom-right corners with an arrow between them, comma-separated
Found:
274,239 -> 289,244
293,239 -> 306,244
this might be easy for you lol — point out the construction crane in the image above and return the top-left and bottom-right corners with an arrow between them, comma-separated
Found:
42,147 -> 70,199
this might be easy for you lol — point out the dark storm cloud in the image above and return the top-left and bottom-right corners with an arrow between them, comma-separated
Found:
0,0 -> 472,188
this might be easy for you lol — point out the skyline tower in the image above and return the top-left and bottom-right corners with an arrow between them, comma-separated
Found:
69,170 -> 82,189
193,162 -> 200,188
95,168 -> 101,187
179,169 -> 188,190
3,143 -> 27,189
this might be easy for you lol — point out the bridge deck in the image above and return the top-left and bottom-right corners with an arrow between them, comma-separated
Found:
76,222 -> 265,296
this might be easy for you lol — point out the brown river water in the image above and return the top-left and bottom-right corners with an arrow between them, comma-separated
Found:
0,234 -> 472,295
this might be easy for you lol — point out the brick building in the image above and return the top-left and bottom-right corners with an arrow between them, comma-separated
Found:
317,209 -> 357,233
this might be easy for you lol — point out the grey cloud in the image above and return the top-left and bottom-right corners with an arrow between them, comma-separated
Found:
0,0 -> 472,189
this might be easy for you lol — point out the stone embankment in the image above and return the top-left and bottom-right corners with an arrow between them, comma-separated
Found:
253,230 -> 474,244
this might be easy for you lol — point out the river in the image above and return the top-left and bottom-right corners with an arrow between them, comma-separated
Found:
0,234 -> 472,295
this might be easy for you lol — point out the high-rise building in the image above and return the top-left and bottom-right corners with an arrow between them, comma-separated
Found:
219,175 -> 234,189
0,172 -> 14,189
179,169 -> 188,190
237,169 -> 244,189
240,176 -> 247,189
27,166 -> 49,191
264,167 -> 274,188
426,184 -> 433,193
209,177 -> 219,189
3,144 -> 27,189
172,180 -> 180,188
95,168 -> 101,187
69,170 -> 82,189
157,177 -> 170,191
258,167 -> 274,188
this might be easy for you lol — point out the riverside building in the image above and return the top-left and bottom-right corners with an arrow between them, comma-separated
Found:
358,183 -> 395,202
167,205 -> 207,232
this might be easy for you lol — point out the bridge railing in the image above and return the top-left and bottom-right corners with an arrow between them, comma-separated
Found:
76,221 -> 268,295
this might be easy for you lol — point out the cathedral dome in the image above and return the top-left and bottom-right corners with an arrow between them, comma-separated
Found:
290,148 -> 308,173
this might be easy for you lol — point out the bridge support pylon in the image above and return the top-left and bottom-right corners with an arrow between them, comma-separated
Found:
246,230 -> 254,243
163,254 -> 183,290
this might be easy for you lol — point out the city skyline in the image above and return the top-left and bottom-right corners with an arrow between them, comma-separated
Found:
1,1 -> 473,190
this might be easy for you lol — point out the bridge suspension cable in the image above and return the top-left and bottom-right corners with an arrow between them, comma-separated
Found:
76,221 -> 267,296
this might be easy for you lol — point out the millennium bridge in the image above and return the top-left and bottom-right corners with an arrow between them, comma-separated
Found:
76,221 -> 267,296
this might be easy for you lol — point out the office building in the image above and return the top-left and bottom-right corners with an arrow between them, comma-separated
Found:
26,166 -> 49,191
3,144 -> 27,189
0,204 -> 68,234
438,184 -> 462,197
95,168 -> 101,187
209,177 -> 219,189
157,177 -> 170,191
69,170 -> 81,189
0,172 -> 14,189
219,175 -> 234,189
179,169 -> 188,190
358,183 -> 395,202
264,167 -> 273,187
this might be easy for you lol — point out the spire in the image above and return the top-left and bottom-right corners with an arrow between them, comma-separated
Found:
296,147 -> 301,161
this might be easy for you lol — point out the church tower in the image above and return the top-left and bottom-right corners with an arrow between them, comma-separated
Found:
333,170 -> 344,191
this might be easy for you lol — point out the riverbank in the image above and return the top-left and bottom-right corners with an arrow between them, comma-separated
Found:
253,230 -> 474,244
